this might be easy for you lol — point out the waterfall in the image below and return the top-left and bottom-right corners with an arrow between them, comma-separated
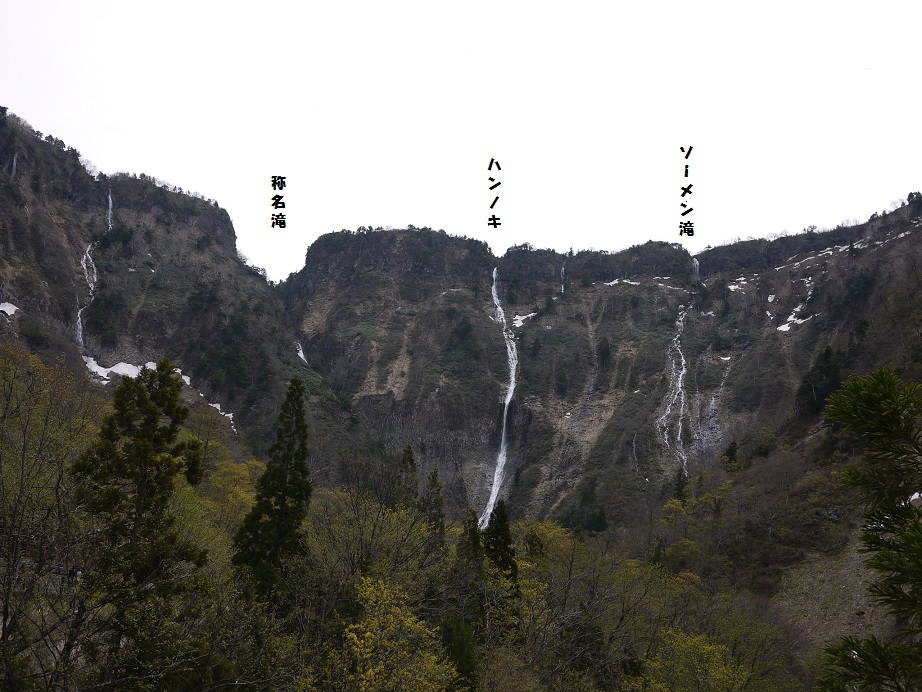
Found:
480,267 -> 518,528
692,257 -> 699,280
560,264 -> 565,294
10,152 -> 16,178
76,243 -> 98,348
107,190 -> 113,232
655,309 -> 689,473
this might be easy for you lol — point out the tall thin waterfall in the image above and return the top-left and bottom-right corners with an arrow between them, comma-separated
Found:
76,243 -> 98,348
692,257 -> 699,280
655,309 -> 689,473
480,268 -> 518,528
75,192 -> 110,348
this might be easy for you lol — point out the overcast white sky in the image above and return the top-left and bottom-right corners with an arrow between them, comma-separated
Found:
2,2 -> 920,280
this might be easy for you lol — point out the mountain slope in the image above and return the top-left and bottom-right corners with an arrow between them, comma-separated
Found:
4,106 -> 922,533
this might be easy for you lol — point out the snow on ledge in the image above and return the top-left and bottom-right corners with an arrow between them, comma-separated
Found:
512,312 -> 537,328
83,357 -> 191,387
0,302 -> 20,316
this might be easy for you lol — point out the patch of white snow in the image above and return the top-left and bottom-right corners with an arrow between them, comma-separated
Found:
512,312 -> 537,328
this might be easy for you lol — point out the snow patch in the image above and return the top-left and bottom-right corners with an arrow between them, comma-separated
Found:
208,402 -> 238,433
606,278 -> 640,286
512,312 -> 537,328
767,294 -> 775,303
82,358 -> 192,389
777,313 -> 816,332
0,302 -> 19,316
296,341 -> 307,363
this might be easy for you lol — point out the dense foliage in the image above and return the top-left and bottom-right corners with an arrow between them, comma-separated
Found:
0,341 -> 824,689
818,370 -> 922,690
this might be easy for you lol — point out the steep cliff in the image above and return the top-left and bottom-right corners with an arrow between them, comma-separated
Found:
4,106 -> 922,534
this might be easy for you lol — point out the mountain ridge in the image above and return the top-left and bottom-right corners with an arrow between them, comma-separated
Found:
3,106 -> 922,532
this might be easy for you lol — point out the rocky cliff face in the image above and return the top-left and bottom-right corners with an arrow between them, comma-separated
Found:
0,110 -> 367,473
4,107 -> 922,530
278,207 -> 922,527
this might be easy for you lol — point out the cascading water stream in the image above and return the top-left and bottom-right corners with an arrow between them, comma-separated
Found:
655,309 -> 689,473
75,191 -> 110,348
560,264 -> 565,294
479,267 -> 518,528
76,243 -> 98,348
691,257 -> 699,280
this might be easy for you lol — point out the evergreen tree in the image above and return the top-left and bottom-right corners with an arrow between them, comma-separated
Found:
233,377 -> 311,596
456,509 -> 485,566
397,443 -> 419,506
418,467 -> 445,542
71,360 -> 207,687
818,369 -> 922,689
484,500 -> 518,581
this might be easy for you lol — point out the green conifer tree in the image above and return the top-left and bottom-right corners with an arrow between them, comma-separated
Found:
397,444 -> 419,506
418,467 -> 445,542
233,377 -> 311,596
484,499 -> 518,581
818,369 -> 922,690
71,360 -> 207,687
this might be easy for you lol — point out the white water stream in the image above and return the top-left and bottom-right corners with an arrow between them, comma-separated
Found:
655,309 -> 689,473
75,191 -> 111,348
480,267 -> 518,528
75,243 -> 98,348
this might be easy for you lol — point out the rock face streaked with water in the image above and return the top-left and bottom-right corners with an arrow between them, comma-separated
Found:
480,267 -> 518,528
